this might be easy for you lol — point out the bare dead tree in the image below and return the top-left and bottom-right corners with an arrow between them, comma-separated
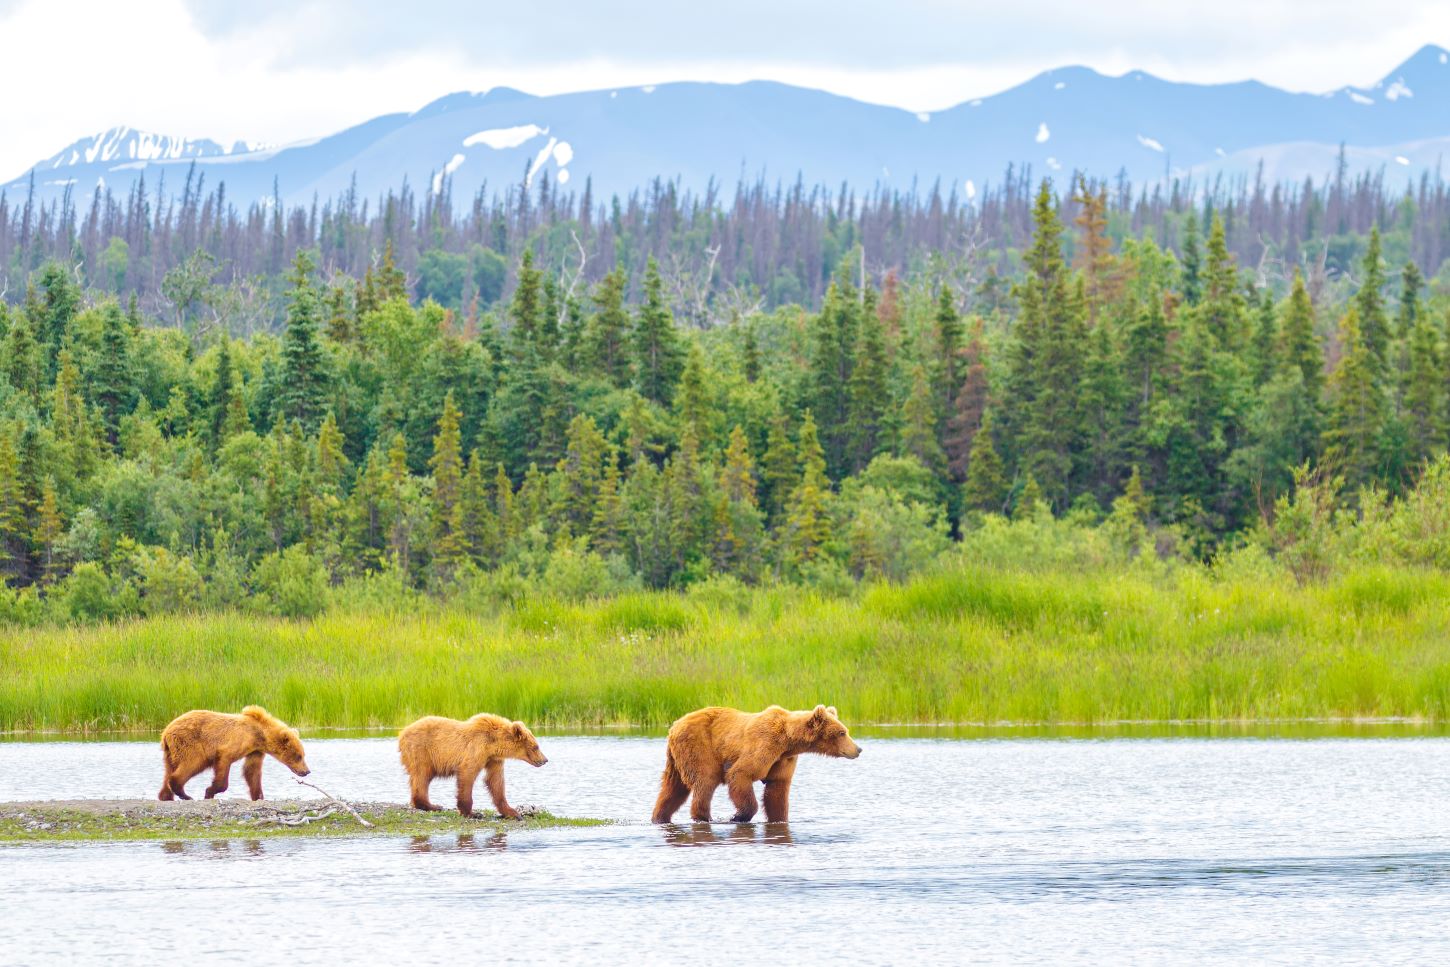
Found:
556,228 -> 590,328
662,244 -> 720,328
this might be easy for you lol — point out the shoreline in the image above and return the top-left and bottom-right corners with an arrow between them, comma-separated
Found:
0,799 -> 609,842
3,716 -> 1449,742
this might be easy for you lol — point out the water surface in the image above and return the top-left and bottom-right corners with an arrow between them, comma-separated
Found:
4,736 -> 1450,965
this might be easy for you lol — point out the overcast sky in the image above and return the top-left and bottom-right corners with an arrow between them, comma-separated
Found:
1,0 -> 1447,176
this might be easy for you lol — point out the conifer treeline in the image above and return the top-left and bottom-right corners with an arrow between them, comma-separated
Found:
0,172 -> 1446,620
2,159 -> 1448,330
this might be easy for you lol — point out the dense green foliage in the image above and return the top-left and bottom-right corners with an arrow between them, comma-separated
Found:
5,497 -> 1450,730
0,177 -> 1446,622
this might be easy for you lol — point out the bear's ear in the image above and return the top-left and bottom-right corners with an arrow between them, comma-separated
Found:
512,721 -> 526,738
827,706 -> 838,718
810,704 -> 827,725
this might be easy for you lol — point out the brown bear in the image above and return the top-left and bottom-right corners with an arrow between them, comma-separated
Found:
157,706 -> 310,801
398,713 -> 548,818
651,704 -> 861,823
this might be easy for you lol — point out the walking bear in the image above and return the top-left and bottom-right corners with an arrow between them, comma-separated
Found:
398,714 -> 548,818
651,704 -> 861,823
158,706 -> 310,801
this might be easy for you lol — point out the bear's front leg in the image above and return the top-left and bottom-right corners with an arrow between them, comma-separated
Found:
243,753 -> 265,800
762,755 -> 797,822
726,767 -> 759,823
203,757 -> 233,799
485,761 -> 520,820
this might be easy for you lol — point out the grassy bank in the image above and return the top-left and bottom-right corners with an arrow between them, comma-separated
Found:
4,556 -> 1450,733
0,800 -> 606,842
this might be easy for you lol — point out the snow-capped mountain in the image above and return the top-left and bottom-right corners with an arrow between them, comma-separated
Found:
8,45 -> 1450,206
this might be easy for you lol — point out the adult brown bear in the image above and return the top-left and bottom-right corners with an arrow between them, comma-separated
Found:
398,714 -> 548,818
651,704 -> 861,823
157,706 -> 309,801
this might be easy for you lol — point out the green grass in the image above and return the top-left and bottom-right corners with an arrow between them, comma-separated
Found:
0,803 -> 608,842
3,561 -> 1450,733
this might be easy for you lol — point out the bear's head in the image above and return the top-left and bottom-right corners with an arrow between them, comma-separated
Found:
505,721 -> 549,768
796,705 -> 861,759
268,725 -> 310,776
243,707 -> 310,776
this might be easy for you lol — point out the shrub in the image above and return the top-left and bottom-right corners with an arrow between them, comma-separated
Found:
55,563 -> 119,622
133,546 -> 204,615
251,546 -> 329,618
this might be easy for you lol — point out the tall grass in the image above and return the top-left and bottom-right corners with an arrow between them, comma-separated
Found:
4,560 -> 1450,733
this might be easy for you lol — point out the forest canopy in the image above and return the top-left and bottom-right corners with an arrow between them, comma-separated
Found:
0,168 -> 1447,623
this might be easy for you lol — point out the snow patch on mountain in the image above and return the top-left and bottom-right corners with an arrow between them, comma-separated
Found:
1137,134 -> 1165,152
463,124 -> 546,149
1348,91 -> 1374,105
1385,80 -> 1413,101
1035,122 -> 1050,143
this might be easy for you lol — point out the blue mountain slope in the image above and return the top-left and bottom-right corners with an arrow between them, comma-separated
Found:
8,45 -> 1449,207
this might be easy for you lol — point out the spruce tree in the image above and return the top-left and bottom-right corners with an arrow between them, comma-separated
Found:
1278,271 -> 1322,400
633,258 -> 685,406
807,281 -> 857,475
92,304 -> 136,447
1179,211 -> 1203,306
760,411 -> 797,522
1322,307 -> 1387,494
33,477 -> 63,584
934,284 -> 963,407
1004,180 -> 1082,504
585,266 -> 631,387
962,410 -> 1008,514
279,250 -> 330,432
782,412 -> 831,568
1397,261 -> 1424,339
429,393 -> 465,576
209,337 -> 237,450
945,319 -> 989,481
1355,227 -> 1391,370
897,363 -> 949,478
509,248 -> 543,359
1403,311 -> 1446,463
845,297 -> 889,472
0,433 -> 24,580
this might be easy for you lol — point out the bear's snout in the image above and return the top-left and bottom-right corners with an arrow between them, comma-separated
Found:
531,755 -> 548,768
844,742 -> 862,759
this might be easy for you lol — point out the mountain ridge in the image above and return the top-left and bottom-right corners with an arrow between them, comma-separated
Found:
8,44 -> 1450,206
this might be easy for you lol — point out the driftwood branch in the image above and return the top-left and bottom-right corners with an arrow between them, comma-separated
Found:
292,777 -> 375,828
251,806 -> 340,827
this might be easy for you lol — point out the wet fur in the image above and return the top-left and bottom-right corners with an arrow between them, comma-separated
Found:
157,706 -> 309,801
398,714 -> 547,818
651,704 -> 861,823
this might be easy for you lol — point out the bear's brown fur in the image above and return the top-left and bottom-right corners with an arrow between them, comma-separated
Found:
651,704 -> 861,823
398,714 -> 548,818
157,706 -> 309,801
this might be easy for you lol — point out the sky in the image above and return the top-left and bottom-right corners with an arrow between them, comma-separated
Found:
1,0 -> 1448,176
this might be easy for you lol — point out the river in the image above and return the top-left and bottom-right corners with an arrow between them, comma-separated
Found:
4,734 -> 1450,965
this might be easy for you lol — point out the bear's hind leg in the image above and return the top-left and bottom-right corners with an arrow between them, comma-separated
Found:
243,753 -> 265,800
651,749 -> 690,823
203,757 -> 233,799
168,753 -> 206,800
